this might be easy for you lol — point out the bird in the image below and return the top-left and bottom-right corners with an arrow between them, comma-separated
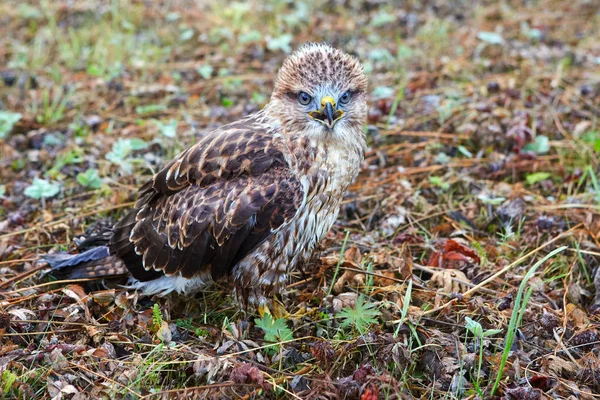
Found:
45,43 -> 368,309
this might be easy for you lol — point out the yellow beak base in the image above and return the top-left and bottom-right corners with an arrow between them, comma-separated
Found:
309,96 -> 344,129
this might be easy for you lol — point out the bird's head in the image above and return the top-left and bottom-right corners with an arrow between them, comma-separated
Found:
268,43 -> 368,143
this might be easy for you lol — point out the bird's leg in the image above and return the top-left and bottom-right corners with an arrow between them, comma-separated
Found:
233,261 -> 289,318
236,315 -> 250,340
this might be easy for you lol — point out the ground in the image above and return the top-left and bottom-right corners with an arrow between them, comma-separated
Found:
0,0 -> 599,399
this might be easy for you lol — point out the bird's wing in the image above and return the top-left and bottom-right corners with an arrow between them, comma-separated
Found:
109,124 -> 305,280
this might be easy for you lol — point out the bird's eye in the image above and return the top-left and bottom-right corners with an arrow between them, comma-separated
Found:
297,91 -> 312,106
339,91 -> 352,105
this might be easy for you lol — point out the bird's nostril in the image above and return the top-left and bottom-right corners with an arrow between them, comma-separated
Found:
320,96 -> 336,108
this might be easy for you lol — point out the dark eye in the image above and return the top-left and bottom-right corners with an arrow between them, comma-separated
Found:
339,91 -> 352,105
297,91 -> 312,106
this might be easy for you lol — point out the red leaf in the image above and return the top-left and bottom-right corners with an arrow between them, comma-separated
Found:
230,363 -> 263,385
443,240 -> 480,264
426,251 -> 442,267
529,375 -> 555,391
361,384 -> 379,400
427,240 -> 480,269
443,251 -> 473,263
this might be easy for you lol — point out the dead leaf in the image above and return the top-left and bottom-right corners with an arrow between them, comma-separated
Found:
157,321 -> 172,343
529,375 -> 556,391
230,362 -> 263,385
373,270 -> 396,287
47,348 -> 69,371
330,292 -> 358,313
546,355 -> 577,376
566,303 -> 589,328
333,270 -> 366,294
84,325 -> 104,342
65,284 -> 87,301
427,239 -> 480,269
7,308 -> 35,321
430,270 -> 471,293
325,246 -> 365,293
360,384 -> 378,400
311,341 -> 336,367
194,354 -> 230,383
322,245 -> 362,269
47,378 -> 79,400
573,121 -> 592,138
399,243 -> 413,279
88,347 -> 110,359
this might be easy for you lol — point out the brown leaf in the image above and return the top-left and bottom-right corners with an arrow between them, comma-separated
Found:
88,347 -> 110,359
370,244 -> 412,282
326,246 -> 365,293
566,303 -> 589,328
230,362 -> 263,385
333,269 -> 365,294
373,270 -> 396,287
546,355 -> 577,376
92,290 -> 115,305
65,284 -> 87,301
331,292 -> 357,313
399,243 -> 413,279
0,311 -> 10,330
193,354 -> 230,383
310,341 -> 336,368
430,270 -> 471,293
321,246 -> 361,268
427,251 -> 442,268
85,325 -> 104,343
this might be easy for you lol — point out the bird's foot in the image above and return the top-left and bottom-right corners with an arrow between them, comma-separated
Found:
257,298 -> 288,319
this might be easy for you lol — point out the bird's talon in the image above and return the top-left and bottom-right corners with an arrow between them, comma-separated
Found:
257,304 -> 271,318
257,300 -> 288,319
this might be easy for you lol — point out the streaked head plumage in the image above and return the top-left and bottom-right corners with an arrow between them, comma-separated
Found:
268,43 -> 368,140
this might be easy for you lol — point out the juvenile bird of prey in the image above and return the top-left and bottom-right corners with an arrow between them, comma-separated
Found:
46,43 -> 368,307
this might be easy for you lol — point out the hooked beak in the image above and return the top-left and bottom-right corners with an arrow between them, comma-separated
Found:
309,96 -> 344,130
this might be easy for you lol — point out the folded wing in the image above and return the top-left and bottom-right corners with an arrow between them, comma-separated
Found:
109,124 -> 304,282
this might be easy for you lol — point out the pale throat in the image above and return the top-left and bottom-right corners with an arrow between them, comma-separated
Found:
304,130 -> 364,192
263,101 -> 364,185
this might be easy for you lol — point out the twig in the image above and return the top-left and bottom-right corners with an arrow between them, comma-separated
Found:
0,263 -> 47,289
0,258 -> 37,266
1,329 -> 79,336
142,383 -> 256,399
0,201 -> 134,242
1,278 -> 99,296
68,361 -> 142,398
460,226 -> 578,299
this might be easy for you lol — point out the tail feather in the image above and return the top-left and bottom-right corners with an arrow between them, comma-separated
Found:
42,246 -> 128,279
43,246 -> 110,269
65,256 -> 128,279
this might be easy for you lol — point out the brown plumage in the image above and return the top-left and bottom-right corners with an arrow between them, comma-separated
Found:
47,43 -> 368,307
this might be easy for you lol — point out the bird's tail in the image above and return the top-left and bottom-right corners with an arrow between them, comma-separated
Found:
42,246 -> 128,279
